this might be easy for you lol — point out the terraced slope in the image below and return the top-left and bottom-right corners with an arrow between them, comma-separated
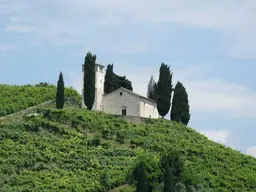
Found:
0,84 -> 81,116
0,108 -> 255,191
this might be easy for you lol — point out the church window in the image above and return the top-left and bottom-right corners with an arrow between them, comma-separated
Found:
122,109 -> 127,116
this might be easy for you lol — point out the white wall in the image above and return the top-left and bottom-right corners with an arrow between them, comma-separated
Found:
81,64 -> 105,110
103,89 -> 140,116
93,65 -> 105,110
139,98 -> 159,119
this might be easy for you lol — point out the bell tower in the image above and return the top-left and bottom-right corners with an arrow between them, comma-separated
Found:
81,63 -> 105,111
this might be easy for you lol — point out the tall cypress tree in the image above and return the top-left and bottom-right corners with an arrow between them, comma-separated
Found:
156,63 -> 173,118
161,149 -> 183,188
104,64 -> 114,94
83,52 -> 96,110
56,72 -> 64,109
136,162 -> 148,192
147,75 -> 157,101
170,81 -> 190,125
164,164 -> 174,192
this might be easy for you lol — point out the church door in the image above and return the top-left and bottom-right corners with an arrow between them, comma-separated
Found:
122,109 -> 127,116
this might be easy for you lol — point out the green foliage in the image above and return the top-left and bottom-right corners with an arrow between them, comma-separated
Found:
104,64 -> 133,94
104,64 -> 115,94
156,63 -> 173,118
116,129 -> 126,144
174,182 -> 187,192
131,153 -> 162,191
161,149 -> 183,186
164,164 -> 174,192
90,135 -> 101,146
135,162 -> 148,192
56,72 -> 65,109
0,84 -> 81,117
83,52 -> 96,110
170,81 -> 190,125
147,75 -> 157,101
0,108 -> 255,191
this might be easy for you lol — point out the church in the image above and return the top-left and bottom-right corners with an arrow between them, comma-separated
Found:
81,64 -> 159,119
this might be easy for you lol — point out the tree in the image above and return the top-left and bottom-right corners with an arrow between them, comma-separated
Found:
164,164 -> 174,192
170,81 -> 190,125
136,162 -> 148,192
104,64 -> 115,94
83,52 -> 96,110
156,63 -> 173,118
56,72 -> 64,109
104,64 -> 133,93
115,75 -> 133,91
161,149 -> 183,188
147,75 -> 157,101
131,153 -> 161,192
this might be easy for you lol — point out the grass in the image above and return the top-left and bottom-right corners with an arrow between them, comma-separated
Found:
0,84 -> 81,117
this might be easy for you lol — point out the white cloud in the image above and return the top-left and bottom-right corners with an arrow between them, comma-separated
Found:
247,146 -> 256,158
1,0 -> 256,58
201,129 -> 230,145
4,25 -> 35,33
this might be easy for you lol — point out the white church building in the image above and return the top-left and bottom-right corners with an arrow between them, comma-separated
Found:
81,64 -> 159,119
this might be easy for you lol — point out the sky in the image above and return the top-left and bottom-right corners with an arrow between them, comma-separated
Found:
0,0 -> 256,157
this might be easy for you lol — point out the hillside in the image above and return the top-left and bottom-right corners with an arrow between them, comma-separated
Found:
0,108 -> 255,191
0,84 -> 81,117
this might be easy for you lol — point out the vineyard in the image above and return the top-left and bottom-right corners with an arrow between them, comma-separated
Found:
0,84 -> 81,116
0,108 -> 255,191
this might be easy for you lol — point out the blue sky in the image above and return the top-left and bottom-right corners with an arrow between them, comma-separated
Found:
1,0 -> 256,157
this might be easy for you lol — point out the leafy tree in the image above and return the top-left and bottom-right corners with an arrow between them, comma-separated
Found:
135,162 -> 148,192
164,164 -> 174,192
83,52 -> 96,110
156,63 -> 173,118
131,153 -> 162,192
170,81 -> 190,125
56,72 -> 64,109
115,75 -> 133,91
147,75 -> 157,101
161,149 -> 183,187
104,64 -> 133,93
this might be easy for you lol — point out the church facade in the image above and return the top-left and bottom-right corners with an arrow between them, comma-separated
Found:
82,64 -> 159,119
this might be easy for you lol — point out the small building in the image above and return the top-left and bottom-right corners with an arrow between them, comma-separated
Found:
81,64 -> 159,119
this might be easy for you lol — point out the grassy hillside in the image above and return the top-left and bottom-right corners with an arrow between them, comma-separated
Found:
0,84 -> 81,116
0,108 -> 255,191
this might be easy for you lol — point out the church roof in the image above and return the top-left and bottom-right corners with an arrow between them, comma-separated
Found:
104,87 -> 156,103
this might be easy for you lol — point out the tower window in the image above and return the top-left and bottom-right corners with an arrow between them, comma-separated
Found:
120,92 -> 123,96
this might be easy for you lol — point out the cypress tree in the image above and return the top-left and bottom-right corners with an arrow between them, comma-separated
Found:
170,81 -> 190,125
161,149 -> 183,188
156,63 -> 173,118
56,72 -> 64,109
136,162 -> 148,192
164,164 -> 174,192
147,75 -> 157,101
104,64 -> 114,94
83,52 -> 96,110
